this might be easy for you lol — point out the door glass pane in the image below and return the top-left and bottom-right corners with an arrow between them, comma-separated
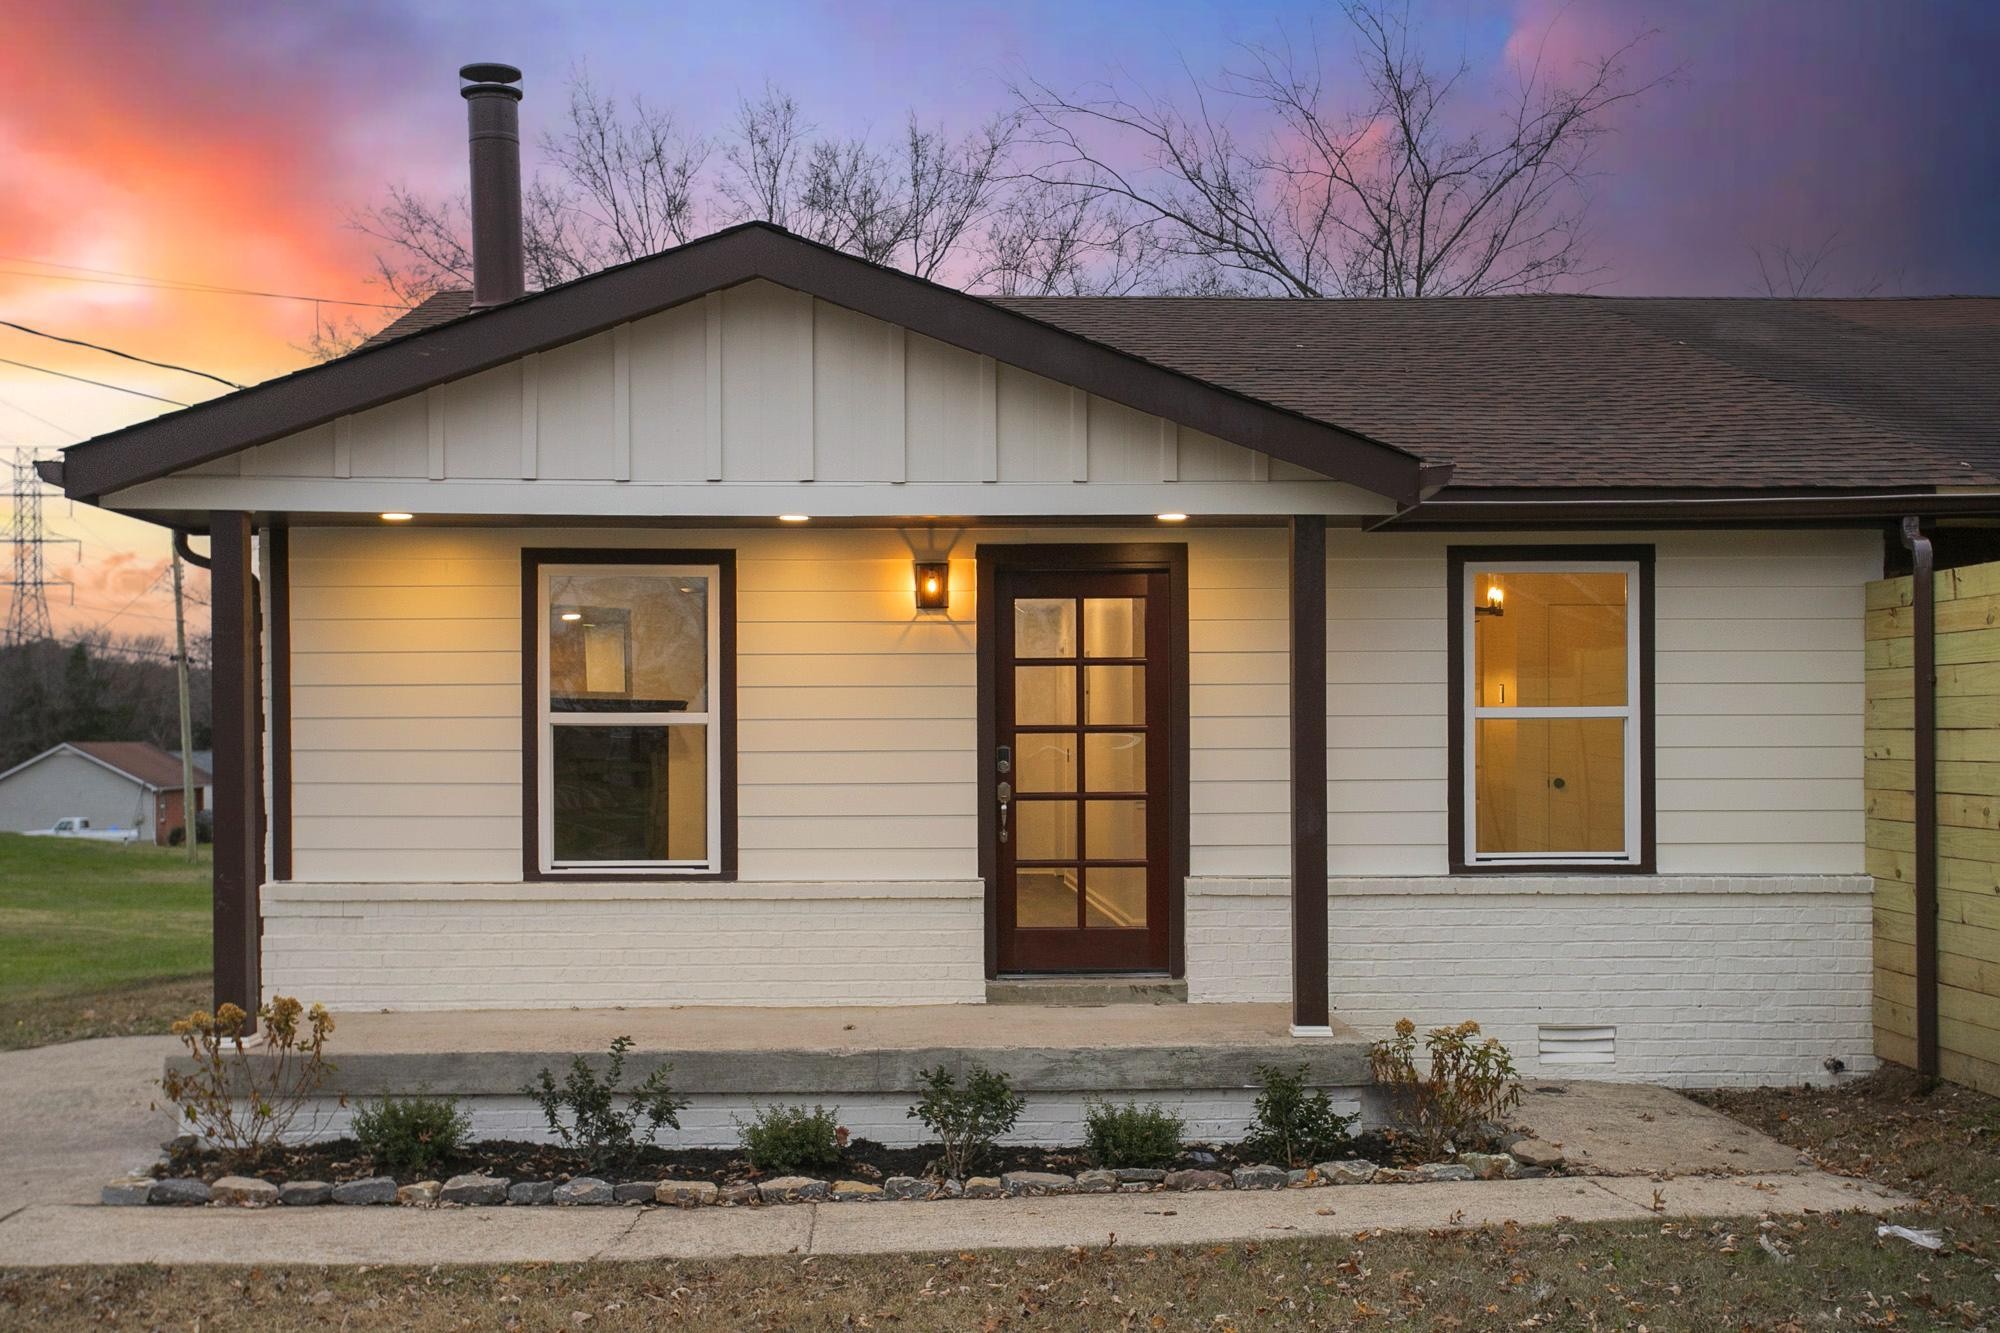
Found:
1016,735 -> 1077,792
1018,868 -> 1079,927
1017,800 -> 1078,860
1084,867 -> 1147,927
550,572 -> 707,712
1014,666 -> 1077,725
1015,598 -> 1076,658
1084,732 -> 1145,792
1085,665 -> 1144,725
552,725 -> 706,862
1473,571 -> 1627,708
1085,799 -> 1146,859
1475,718 -> 1625,854
1084,597 -> 1145,658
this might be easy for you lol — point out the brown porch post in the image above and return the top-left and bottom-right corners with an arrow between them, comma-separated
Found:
1288,515 -> 1331,1034
210,511 -> 262,1024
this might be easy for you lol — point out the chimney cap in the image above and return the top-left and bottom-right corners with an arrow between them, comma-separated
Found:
459,62 -> 523,94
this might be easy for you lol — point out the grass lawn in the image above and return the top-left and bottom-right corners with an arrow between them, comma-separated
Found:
0,832 -> 211,1050
1,1069 -> 1994,1329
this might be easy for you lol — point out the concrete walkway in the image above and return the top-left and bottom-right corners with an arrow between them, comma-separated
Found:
0,1034 -> 1908,1268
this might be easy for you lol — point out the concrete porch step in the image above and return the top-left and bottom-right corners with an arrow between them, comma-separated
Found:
986,975 -> 1188,1006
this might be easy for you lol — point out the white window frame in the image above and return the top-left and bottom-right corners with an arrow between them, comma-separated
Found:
1462,558 -> 1642,868
537,562 -> 723,876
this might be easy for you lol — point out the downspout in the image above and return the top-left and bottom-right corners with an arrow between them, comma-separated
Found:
1900,517 -> 1939,1077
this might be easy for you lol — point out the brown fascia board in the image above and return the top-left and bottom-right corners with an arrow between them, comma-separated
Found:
1376,485 -> 2000,529
58,222 -> 1436,506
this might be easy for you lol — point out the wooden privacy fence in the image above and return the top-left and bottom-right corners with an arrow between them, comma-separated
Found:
1866,558 -> 2000,1095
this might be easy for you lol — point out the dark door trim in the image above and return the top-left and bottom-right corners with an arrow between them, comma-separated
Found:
976,543 -> 1189,978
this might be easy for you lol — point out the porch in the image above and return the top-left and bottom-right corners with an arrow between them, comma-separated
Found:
265,1002 -> 1372,1148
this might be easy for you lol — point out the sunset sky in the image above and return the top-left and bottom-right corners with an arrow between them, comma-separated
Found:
3,0 -> 1996,641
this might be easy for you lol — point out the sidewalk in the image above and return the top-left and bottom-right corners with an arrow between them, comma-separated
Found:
0,1170 -> 1905,1266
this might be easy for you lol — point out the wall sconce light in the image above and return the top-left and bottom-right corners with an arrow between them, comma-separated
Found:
1475,581 -> 1505,617
915,561 -> 950,611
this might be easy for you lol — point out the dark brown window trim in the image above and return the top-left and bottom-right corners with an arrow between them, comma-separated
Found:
520,547 -> 738,883
1445,543 -> 1656,876
975,542 -> 1191,979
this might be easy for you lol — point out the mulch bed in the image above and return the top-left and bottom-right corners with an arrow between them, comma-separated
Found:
159,1129 -> 1410,1187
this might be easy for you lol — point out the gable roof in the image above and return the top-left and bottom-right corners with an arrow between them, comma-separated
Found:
0,741 -> 209,791
50,222 -> 1438,507
344,279 -> 2000,497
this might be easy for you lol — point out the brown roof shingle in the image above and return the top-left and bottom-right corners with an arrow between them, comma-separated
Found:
368,285 -> 2000,490
68,741 -> 208,790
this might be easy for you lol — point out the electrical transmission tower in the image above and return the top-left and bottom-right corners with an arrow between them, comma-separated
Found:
3,453 -> 73,646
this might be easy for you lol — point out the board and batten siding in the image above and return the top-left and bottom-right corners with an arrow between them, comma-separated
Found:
123,280 -> 1380,520
1322,528 -> 1875,876
283,523 -> 1297,885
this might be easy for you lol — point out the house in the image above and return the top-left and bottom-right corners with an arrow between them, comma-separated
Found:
0,740 -> 210,846
171,749 -> 214,816
36,65 -> 1999,1138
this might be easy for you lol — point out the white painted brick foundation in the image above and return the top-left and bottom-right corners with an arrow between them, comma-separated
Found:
262,881 -> 985,1010
1189,875 -> 1876,1087
285,1089 -> 1371,1149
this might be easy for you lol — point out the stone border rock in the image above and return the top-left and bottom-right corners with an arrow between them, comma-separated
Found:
105,1142 -> 1564,1208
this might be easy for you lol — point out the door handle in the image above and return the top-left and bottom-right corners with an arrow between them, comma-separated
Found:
997,781 -> 1012,843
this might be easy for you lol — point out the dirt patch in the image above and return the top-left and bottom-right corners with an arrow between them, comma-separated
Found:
0,975 -> 210,1052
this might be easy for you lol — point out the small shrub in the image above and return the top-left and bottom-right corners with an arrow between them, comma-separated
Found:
158,996 -> 336,1163
1243,1063 -> 1358,1168
1082,1098 -> 1184,1169
907,1061 -> 1027,1179
523,1035 -> 690,1174
353,1091 -> 471,1178
1368,1018 -> 1522,1161
737,1103 -> 844,1174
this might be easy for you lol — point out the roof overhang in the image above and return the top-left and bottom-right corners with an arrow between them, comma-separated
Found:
57,223 -> 1440,507
1371,486 -> 2000,530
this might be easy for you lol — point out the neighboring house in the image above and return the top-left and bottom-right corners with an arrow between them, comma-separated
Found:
0,741 -> 210,846
37,65 -> 2000,1094
171,750 -> 214,814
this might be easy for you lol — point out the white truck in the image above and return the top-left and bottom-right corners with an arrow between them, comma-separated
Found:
23,816 -> 140,844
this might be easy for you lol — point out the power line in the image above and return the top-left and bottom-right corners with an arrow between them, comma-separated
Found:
0,259 -> 411,311
0,396 -> 80,440
1,320 -> 245,390
0,357 -> 191,407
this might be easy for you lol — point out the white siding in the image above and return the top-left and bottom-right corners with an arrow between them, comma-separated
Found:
0,751 -> 150,837
1324,528 -> 1875,876
284,523 -> 1290,884
114,281 -> 1387,519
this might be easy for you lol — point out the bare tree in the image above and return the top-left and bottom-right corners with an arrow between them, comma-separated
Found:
1013,2 -> 1662,296
1751,230 -> 1887,297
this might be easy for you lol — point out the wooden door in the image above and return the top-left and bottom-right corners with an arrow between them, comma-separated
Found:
994,568 -> 1171,972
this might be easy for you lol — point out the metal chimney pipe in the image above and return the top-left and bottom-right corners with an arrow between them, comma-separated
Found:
459,62 -> 525,307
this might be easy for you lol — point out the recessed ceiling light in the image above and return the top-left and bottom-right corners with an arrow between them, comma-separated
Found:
778,514 -> 811,523
1156,512 -> 1189,523
380,512 -> 414,522
559,611 -> 583,622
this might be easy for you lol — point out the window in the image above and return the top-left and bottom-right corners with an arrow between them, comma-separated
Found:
1448,547 -> 1653,871
526,551 -> 735,878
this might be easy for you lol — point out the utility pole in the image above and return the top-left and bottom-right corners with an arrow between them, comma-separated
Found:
172,543 -> 198,862
3,454 -> 74,645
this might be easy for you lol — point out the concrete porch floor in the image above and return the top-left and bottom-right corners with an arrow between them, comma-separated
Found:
299,1003 -> 1372,1098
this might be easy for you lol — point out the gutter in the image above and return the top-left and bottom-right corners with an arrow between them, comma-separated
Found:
1372,489 -> 2000,530
1901,516 -> 1940,1078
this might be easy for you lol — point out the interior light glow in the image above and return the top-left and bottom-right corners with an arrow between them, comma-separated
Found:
778,514 -> 811,523
380,512 -> 414,522
1156,512 -> 1189,522
559,611 -> 583,622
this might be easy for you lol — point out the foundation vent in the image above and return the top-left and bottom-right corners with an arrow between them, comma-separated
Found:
1537,1025 -> 1616,1065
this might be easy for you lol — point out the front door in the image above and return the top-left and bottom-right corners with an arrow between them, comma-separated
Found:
994,567 -> 1171,972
